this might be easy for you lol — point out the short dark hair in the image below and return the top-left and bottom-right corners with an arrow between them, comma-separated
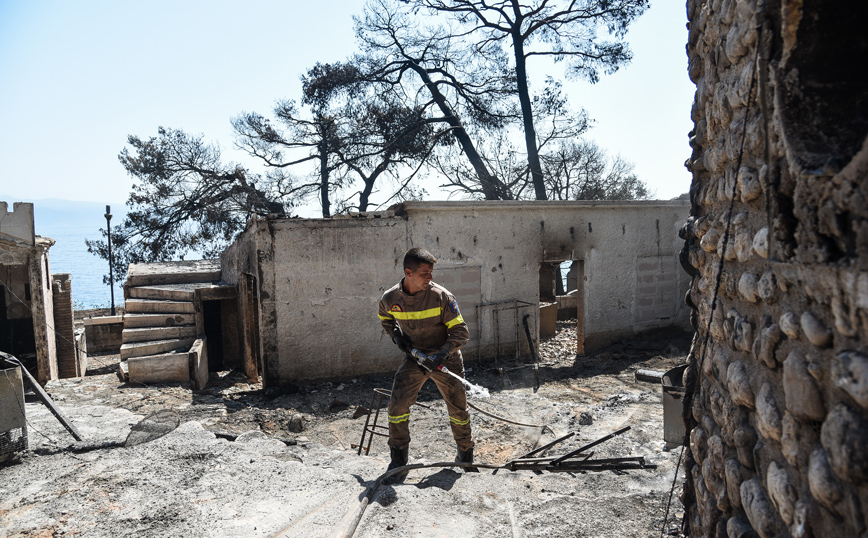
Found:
403,248 -> 437,271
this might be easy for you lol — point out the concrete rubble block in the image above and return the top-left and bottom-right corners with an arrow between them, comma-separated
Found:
783,351 -> 826,422
289,414 -> 304,432
756,271 -> 778,303
725,459 -> 749,509
727,360 -> 756,408
767,461 -> 797,525
831,297 -> 858,337
756,383 -> 783,442
726,516 -> 758,538
738,272 -> 760,302
780,311 -> 801,340
752,227 -> 769,258
127,353 -> 191,384
808,447 -> 844,514
752,323 -> 781,369
832,351 -> 868,408
189,338 -> 209,391
120,338 -> 196,360
800,311 -> 832,348
820,403 -> 868,483
740,477 -> 780,538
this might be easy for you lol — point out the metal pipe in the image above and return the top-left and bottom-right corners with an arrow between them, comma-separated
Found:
516,431 -> 575,460
550,426 -> 631,465
1,353 -> 83,441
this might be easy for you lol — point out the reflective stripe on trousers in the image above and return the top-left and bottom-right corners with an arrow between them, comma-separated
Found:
387,353 -> 473,452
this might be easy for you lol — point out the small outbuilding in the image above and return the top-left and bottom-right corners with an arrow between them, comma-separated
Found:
220,200 -> 691,386
0,202 -> 79,383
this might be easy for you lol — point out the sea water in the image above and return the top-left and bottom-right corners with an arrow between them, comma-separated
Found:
4,198 -> 125,310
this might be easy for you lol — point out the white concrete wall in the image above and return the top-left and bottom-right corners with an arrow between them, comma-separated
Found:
0,202 -> 35,246
222,200 -> 690,384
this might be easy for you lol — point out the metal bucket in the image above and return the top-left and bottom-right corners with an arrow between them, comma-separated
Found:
662,365 -> 687,449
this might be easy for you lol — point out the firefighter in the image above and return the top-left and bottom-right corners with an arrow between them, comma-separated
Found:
377,247 -> 475,483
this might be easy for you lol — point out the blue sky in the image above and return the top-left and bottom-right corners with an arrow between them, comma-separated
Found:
0,1 -> 694,215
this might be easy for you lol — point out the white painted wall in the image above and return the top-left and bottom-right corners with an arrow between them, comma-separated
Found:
0,202 -> 35,245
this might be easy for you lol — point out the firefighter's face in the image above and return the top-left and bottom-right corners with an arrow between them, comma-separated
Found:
404,263 -> 433,293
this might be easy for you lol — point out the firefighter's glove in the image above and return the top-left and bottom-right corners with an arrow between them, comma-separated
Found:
411,349 -> 437,372
428,349 -> 449,368
391,326 -> 412,354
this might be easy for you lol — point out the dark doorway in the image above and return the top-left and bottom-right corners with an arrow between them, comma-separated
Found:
0,286 -> 37,363
538,259 -> 585,355
202,300 -> 224,372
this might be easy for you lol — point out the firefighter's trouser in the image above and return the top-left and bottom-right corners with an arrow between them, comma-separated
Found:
387,352 -> 473,452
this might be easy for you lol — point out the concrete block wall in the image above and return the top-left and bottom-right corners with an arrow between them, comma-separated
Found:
82,316 -> 123,353
223,201 -> 690,385
681,1 -> 868,537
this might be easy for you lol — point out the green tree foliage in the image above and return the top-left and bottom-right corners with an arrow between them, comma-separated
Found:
86,127 -> 281,281
88,61 -> 441,276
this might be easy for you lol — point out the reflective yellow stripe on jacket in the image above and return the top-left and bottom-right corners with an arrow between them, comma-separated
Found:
445,315 -> 465,329
380,308 -> 463,327
390,307 -> 441,321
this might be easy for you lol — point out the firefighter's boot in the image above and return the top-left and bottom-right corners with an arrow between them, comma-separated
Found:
456,446 -> 478,472
384,446 -> 409,484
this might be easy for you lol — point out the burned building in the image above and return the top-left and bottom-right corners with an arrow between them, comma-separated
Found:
220,200 -> 690,386
0,201 -> 80,383
681,1 -> 868,536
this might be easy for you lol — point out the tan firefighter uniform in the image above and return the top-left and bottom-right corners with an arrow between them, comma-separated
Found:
378,279 -> 473,452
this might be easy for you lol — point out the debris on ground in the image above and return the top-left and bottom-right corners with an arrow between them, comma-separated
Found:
1,323 -> 690,537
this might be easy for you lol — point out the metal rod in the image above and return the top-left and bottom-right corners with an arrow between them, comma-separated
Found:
550,426 -> 631,465
510,457 -> 652,472
467,401 -> 543,428
522,313 -> 540,390
1,353 -> 83,441
510,452 -> 591,464
517,431 -> 575,460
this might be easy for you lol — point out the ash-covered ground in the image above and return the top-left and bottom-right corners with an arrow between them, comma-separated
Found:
1,322 -> 691,538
